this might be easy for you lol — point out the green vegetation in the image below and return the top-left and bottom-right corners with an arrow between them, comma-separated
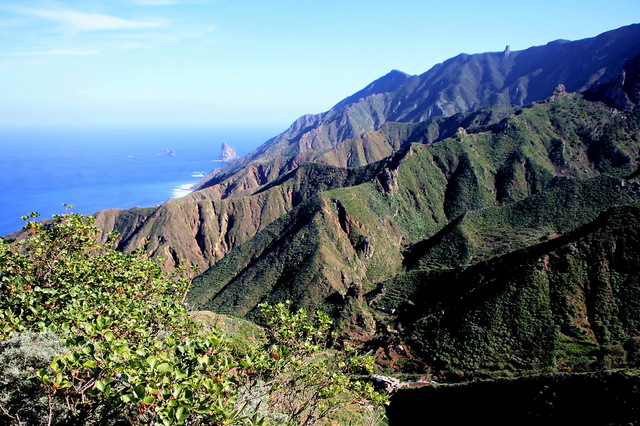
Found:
184,95 -> 640,383
190,96 -> 640,327
254,301 -> 385,425
390,204 -> 640,376
405,175 -> 638,269
0,211 -> 385,425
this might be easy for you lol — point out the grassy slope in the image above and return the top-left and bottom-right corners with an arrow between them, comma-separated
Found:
403,176 -> 638,270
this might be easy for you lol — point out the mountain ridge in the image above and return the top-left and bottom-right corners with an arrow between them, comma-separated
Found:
76,24 -> 638,299
193,24 -> 640,197
93,30 -> 640,276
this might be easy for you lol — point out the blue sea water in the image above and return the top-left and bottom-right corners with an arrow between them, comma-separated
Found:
0,125 -> 282,236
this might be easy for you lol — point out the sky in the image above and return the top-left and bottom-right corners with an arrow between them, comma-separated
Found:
0,0 -> 638,128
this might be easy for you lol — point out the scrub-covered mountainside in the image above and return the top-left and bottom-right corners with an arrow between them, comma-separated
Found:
187,95 -> 640,375
88,24 -> 640,379
93,24 -> 640,279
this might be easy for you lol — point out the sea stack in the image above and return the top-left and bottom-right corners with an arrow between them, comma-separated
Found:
219,141 -> 238,161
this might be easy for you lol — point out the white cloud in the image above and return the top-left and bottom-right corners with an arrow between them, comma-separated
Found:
8,48 -> 100,56
27,9 -> 160,32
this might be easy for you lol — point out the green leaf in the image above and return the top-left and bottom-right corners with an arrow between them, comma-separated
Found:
213,382 -> 224,393
57,380 -> 73,389
96,316 -> 106,330
174,369 -> 188,380
175,406 -> 189,421
142,395 -> 156,405
50,358 -> 63,372
83,359 -> 98,368
133,384 -> 145,399
198,355 -> 210,367
147,356 -> 158,371
37,370 -> 52,386
157,362 -> 173,373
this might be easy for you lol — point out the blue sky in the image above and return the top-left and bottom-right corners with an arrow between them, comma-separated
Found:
0,0 -> 637,127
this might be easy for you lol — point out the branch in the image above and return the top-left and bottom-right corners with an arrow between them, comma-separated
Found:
47,394 -> 53,426
0,403 -> 23,426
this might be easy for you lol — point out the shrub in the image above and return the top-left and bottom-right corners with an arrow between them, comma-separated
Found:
0,331 -> 76,424
0,210 -> 386,425
252,301 -> 387,426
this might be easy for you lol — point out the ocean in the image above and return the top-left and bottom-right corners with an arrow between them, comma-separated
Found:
0,125 -> 282,236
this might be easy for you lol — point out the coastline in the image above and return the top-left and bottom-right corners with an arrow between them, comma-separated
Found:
0,126 -> 280,236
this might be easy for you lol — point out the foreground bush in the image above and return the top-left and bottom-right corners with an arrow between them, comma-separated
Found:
0,210 -> 385,425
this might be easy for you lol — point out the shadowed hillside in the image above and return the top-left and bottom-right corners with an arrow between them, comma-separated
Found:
376,203 -> 640,374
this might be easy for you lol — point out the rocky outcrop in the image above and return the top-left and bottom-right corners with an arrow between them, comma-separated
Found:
218,142 -> 238,161
584,52 -> 640,110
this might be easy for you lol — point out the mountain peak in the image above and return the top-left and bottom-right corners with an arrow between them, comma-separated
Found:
334,69 -> 412,109
366,69 -> 411,93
